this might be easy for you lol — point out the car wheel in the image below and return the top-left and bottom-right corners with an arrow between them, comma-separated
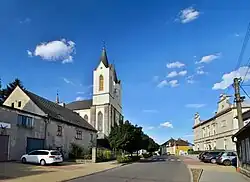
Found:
223,160 -> 231,166
211,159 -> 216,164
21,158 -> 26,163
40,159 -> 46,166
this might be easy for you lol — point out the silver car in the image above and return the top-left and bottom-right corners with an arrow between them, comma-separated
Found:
216,151 -> 237,166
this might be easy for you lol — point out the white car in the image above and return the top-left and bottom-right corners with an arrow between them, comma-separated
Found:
21,150 -> 63,165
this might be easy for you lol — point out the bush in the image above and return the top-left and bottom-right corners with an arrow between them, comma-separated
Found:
142,153 -> 152,158
69,143 -> 84,159
97,148 -> 115,162
116,155 -> 141,163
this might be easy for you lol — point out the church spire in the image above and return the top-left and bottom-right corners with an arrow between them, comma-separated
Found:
100,42 -> 109,67
56,90 -> 59,104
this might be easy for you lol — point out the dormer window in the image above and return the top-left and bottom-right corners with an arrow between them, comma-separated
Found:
18,101 -> 21,107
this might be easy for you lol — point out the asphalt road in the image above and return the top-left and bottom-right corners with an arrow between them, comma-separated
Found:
68,155 -> 191,182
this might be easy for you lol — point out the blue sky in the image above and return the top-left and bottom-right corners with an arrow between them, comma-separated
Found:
1,0 -> 250,144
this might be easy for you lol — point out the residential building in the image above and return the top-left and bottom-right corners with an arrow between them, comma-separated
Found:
193,94 -> 250,151
232,110 -> 250,178
160,138 -> 193,155
1,86 -> 97,161
66,48 -> 123,139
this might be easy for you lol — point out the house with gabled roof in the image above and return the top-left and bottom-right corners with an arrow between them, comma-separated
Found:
1,86 -> 97,160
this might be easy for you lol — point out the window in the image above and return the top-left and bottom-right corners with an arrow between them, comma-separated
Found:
221,120 -> 226,127
84,114 -> 88,122
224,139 -> 227,150
57,125 -> 62,136
76,130 -> 82,140
17,114 -> 34,128
18,101 -> 21,107
11,102 -> 14,108
246,138 -> 250,163
98,111 -> 103,132
37,151 -> 49,155
51,151 -> 61,155
90,133 -> 93,142
99,75 -> 104,91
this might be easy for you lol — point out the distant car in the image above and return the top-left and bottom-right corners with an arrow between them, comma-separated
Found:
216,151 -> 237,166
202,151 -> 221,163
21,150 -> 63,165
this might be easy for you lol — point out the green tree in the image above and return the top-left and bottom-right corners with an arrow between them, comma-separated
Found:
0,78 -> 24,103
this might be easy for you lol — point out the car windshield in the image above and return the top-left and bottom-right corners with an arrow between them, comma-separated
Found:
50,151 -> 61,155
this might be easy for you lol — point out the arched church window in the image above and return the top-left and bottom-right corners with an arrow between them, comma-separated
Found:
98,111 -> 103,132
99,75 -> 104,91
84,114 -> 88,122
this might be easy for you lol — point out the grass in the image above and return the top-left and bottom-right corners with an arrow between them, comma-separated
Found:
190,168 -> 203,182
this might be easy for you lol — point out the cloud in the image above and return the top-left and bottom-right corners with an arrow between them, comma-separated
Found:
185,104 -> 206,108
213,66 -> 250,90
146,126 -> 155,130
27,50 -> 33,57
186,75 -> 195,84
179,70 -> 187,76
167,71 -> 178,78
63,78 -> 75,85
176,7 -> 200,24
20,18 -> 31,24
157,80 -> 168,88
169,80 -> 179,87
76,91 -> 85,94
75,96 -> 85,101
183,134 -> 194,137
235,33 -> 240,37
166,61 -> 185,68
167,70 -> 187,78
30,39 -> 76,64
197,70 -> 206,75
142,110 -> 159,113
160,122 -> 173,128
198,53 -> 221,64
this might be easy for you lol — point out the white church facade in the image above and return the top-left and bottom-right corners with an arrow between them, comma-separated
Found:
66,48 -> 123,139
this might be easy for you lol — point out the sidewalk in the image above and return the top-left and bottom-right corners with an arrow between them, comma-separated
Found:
180,155 -> 249,182
0,161 -> 122,182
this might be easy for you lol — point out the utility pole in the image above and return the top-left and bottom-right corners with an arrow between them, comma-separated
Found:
233,78 -> 244,129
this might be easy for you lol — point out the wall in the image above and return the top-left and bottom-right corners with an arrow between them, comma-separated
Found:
0,106 -> 45,160
175,146 -> 192,155
3,86 -> 45,116
46,119 -> 97,158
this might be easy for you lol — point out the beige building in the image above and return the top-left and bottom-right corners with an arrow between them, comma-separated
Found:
193,94 -> 250,151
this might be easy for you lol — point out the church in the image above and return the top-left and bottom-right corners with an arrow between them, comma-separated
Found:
66,47 -> 123,139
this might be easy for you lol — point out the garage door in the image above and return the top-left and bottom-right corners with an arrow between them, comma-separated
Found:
0,135 -> 9,161
26,138 -> 45,153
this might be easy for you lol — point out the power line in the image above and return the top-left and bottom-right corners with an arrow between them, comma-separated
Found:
234,22 -> 250,71
240,84 -> 250,99
241,57 -> 250,85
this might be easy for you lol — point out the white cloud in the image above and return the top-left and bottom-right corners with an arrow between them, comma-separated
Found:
179,70 -> 187,76
197,70 -> 205,75
20,18 -> 31,24
186,75 -> 195,84
167,71 -> 178,78
185,104 -> 206,108
169,80 -> 179,87
198,53 -> 221,64
30,39 -> 76,64
160,122 -> 173,128
142,110 -> 159,113
177,7 -> 200,24
213,66 -> 250,90
27,50 -> 33,57
166,61 -> 185,68
146,126 -> 155,130
76,96 -> 85,101
183,134 -> 194,137
63,78 -> 74,85
76,91 -> 85,94
157,80 -> 168,88
235,33 -> 240,37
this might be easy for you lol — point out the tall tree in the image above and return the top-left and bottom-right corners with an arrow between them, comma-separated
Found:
0,78 -> 24,103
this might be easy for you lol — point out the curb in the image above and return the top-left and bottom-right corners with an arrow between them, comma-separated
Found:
62,162 -> 132,182
188,167 -> 194,182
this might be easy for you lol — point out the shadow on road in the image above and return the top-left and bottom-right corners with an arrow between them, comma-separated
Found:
138,158 -> 166,163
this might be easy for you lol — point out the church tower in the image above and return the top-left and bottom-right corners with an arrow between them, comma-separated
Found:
92,47 -> 122,138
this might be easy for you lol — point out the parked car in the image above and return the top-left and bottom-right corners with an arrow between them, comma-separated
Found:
216,151 -> 237,166
202,151 -> 221,163
21,150 -> 63,165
